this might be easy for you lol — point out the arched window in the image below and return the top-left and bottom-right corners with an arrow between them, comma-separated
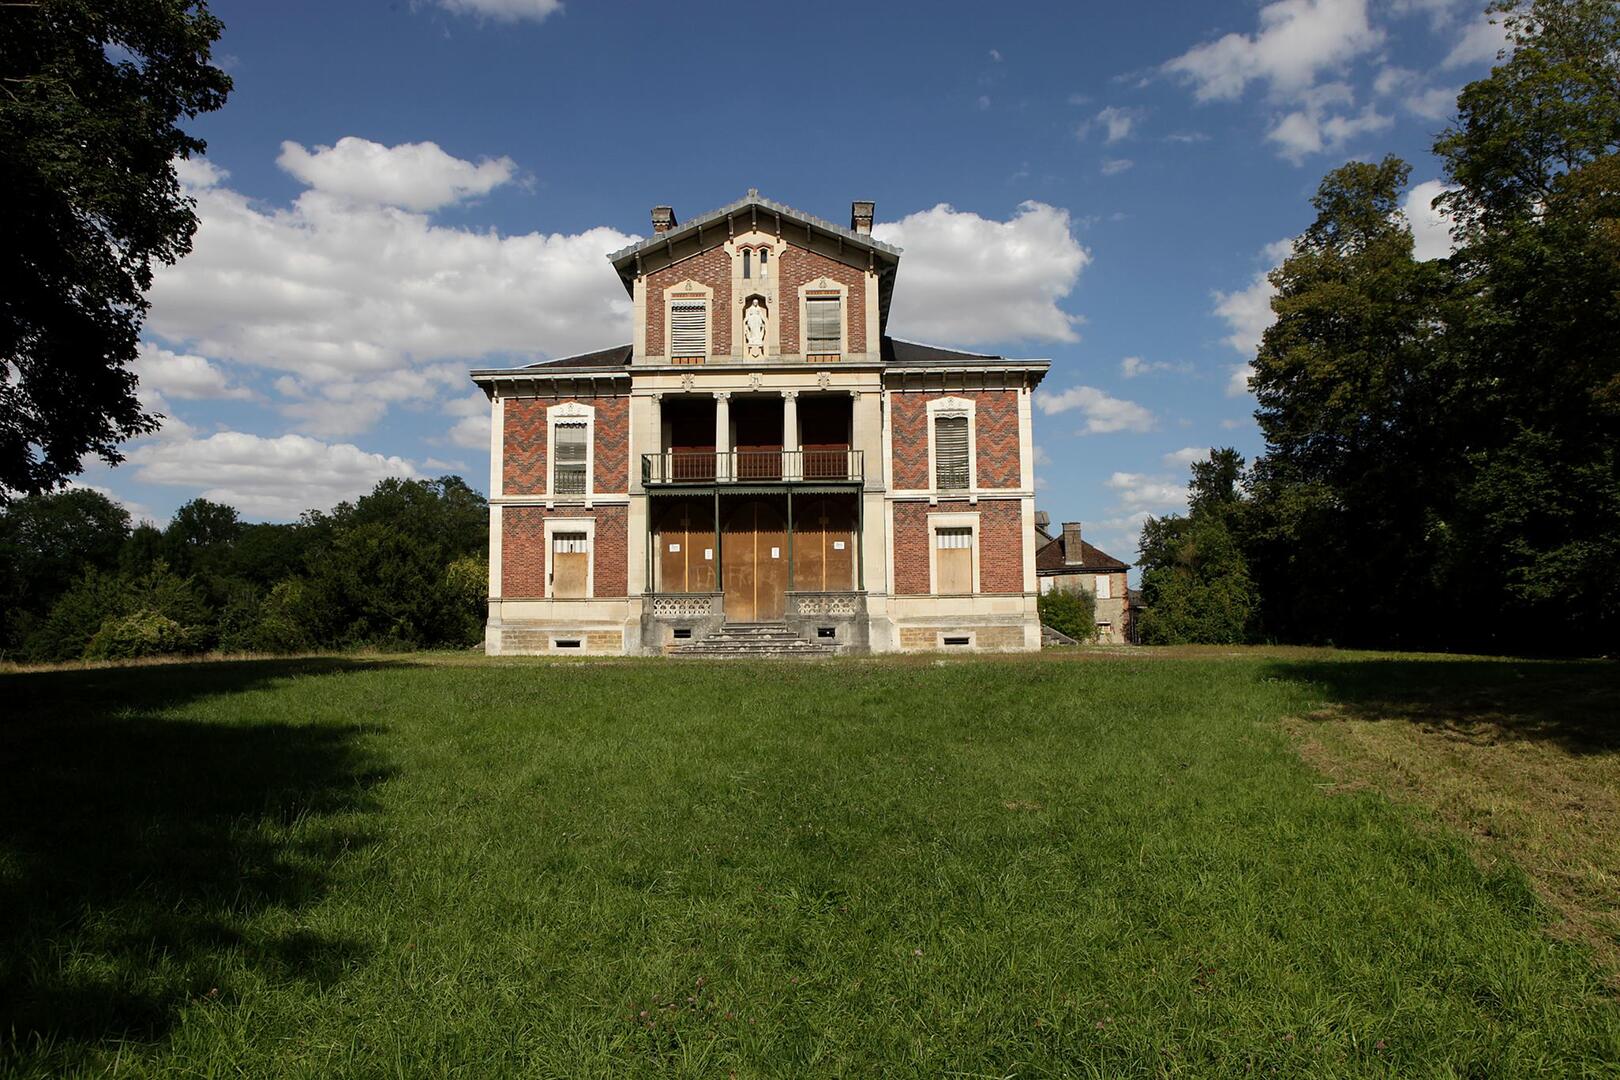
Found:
758,248 -> 769,277
742,249 -> 751,279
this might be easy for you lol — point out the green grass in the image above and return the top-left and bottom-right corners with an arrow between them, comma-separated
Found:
2,651 -> 1617,1077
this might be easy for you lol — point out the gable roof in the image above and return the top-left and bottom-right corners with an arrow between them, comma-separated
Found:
524,343 -> 632,370
607,190 -> 902,270
1036,534 -> 1131,573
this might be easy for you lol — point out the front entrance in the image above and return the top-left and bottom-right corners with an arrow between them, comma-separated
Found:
722,499 -> 787,622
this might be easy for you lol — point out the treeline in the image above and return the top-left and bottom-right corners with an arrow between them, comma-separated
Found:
0,477 -> 487,663
1138,1 -> 1620,656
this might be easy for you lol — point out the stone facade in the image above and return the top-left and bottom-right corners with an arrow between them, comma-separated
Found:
474,192 -> 1053,656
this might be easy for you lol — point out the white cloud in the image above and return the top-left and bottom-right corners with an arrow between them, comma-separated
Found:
129,432 -> 419,520
146,142 -> 636,438
1079,105 -> 1144,143
1265,82 -> 1392,163
1166,131 -> 1211,144
65,481 -> 154,523
1213,238 -> 1292,397
276,137 -> 517,212
173,156 -> 227,189
1443,11 -> 1508,69
989,48 -> 1003,62
1121,356 -> 1191,378
1164,0 -> 1384,102
445,392 -> 492,449
1162,446 -> 1210,468
435,0 -> 563,22
1034,385 -> 1155,434
133,343 -> 252,400
1406,85 -> 1459,121
1101,158 -> 1135,176
1106,471 -> 1188,513
1403,179 -> 1459,261
872,201 -> 1088,345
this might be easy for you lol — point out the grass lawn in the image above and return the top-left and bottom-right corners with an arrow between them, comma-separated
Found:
2,651 -> 1617,1077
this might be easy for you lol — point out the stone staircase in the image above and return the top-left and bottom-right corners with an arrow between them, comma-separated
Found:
670,622 -> 837,658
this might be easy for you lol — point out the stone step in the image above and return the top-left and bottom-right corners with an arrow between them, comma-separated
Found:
669,621 -> 837,658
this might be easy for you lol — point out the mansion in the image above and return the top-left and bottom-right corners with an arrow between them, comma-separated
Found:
473,192 -> 1052,655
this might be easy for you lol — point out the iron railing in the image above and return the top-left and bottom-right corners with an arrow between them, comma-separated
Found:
642,449 -> 863,485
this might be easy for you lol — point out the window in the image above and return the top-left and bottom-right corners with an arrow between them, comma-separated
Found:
553,422 -> 587,494
1095,574 -> 1112,600
933,414 -> 970,490
806,295 -> 841,354
742,249 -> 751,279
551,531 -> 589,599
670,300 -> 707,358
935,526 -> 974,594
758,249 -> 768,276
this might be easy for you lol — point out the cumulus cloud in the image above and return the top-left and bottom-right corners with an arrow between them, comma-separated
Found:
1213,238 -> 1292,396
144,142 -> 635,438
435,0 -> 563,22
445,392 -> 493,449
1034,385 -> 1155,434
873,201 -> 1088,345
129,432 -> 419,520
1164,0 -> 1383,102
1265,81 -> 1392,163
1162,446 -> 1211,468
1443,11 -> 1508,69
1079,105 -> 1144,143
133,343 -> 253,401
1121,356 -> 1191,378
1106,470 -> 1189,513
1403,179 -> 1459,261
276,137 -> 518,212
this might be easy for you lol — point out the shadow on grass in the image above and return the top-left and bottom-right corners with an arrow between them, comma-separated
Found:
0,658 -> 398,1066
1264,656 -> 1620,753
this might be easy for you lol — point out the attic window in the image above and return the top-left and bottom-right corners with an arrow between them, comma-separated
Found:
758,249 -> 768,276
670,300 -> 707,358
742,249 -> 751,279
806,295 -> 841,354
933,414 -> 970,490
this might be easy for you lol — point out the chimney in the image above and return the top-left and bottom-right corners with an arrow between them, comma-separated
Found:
1062,522 -> 1083,565
850,200 -> 874,235
651,206 -> 677,234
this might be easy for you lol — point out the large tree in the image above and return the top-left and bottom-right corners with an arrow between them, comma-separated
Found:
0,0 -> 230,497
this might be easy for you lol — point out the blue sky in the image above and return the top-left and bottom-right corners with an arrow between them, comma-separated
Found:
85,0 -> 1503,567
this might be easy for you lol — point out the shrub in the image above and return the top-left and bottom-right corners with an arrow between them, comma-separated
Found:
84,610 -> 196,660
1039,588 -> 1099,643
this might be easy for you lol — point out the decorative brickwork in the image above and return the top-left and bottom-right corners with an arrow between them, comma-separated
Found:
501,397 -> 629,495
501,504 -> 629,597
889,390 -> 1021,490
647,249 -> 732,358
779,248 -> 866,355
891,497 -> 1024,595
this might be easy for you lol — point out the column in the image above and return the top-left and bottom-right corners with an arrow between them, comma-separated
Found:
714,391 -> 731,482
782,389 -> 799,480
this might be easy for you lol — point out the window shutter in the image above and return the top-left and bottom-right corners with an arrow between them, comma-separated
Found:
806,296 -> 841,353
553,421 -> 588,494
936,527 -> 972,549
1095,574 -> 1111,600
934,414 -> 970,490
552,532 -> 589,554
670,301 -> 707,357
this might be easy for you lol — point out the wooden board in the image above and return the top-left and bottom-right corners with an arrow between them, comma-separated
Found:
793,497 -> 855,592
723,500 -> 786,622
655,501 -> 716,594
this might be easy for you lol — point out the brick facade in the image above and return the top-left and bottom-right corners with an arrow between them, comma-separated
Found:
777,247 -> 867,356
889,390 -> 1022,490
892,497 -> 1025,595
502,396 -> 629,495
501,504 -> 629,598
646,248 -> 732,358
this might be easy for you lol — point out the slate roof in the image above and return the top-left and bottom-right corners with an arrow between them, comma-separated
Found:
1035,534 -> 1131,573
606,191 -> 903,266
485,337 -> 1036,373
524,344 -> 632,369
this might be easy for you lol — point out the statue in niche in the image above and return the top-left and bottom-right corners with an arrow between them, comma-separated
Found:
743,296 -> 768,359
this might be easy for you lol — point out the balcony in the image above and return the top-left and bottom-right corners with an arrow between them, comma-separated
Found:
642,449 -> 864,486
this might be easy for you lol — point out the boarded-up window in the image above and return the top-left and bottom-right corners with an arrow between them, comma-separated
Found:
553,422 -> 588,494
1095,574 -> 1112,600
934,414 -> 969,490
670,301 -> 707,357
552,531 -> 589,598
806,296 -> 841,354
936,526 -> 973,595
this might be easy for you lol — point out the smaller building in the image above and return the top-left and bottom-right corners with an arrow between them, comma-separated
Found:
1034,517 -> 1132,644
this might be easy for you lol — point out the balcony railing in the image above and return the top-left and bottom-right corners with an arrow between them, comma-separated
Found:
642,449 -> 864,485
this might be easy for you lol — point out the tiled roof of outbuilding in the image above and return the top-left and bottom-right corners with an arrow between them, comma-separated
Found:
1035,534 -> 1131,573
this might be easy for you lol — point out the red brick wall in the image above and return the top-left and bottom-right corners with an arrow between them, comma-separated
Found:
891,498 -> 1025,595
501,504 -> 629,598
646,249 -> 732,358
778,246 -> 867,355
889,390 -> 1022,490
502,397 -> 629,495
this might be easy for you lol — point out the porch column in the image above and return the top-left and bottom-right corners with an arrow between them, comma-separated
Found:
714,391 -> 731,482
782,390 -> 799,480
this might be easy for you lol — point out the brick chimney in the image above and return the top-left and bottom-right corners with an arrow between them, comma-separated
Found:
651,206 -> 677,234
1062,522 -> 1083,565
850,200 -> 874,235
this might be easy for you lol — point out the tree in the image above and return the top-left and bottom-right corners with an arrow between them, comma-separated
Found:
1038,588 -> 1098,644
0,487 -> 130,650
1136,449 -> 1256,645
1,0 -> 231,496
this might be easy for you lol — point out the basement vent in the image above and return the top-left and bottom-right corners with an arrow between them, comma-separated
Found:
942,635 -> 971,647
553,638 -> 582,649
817,627 -> 836,639
672,627 -> 693,640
